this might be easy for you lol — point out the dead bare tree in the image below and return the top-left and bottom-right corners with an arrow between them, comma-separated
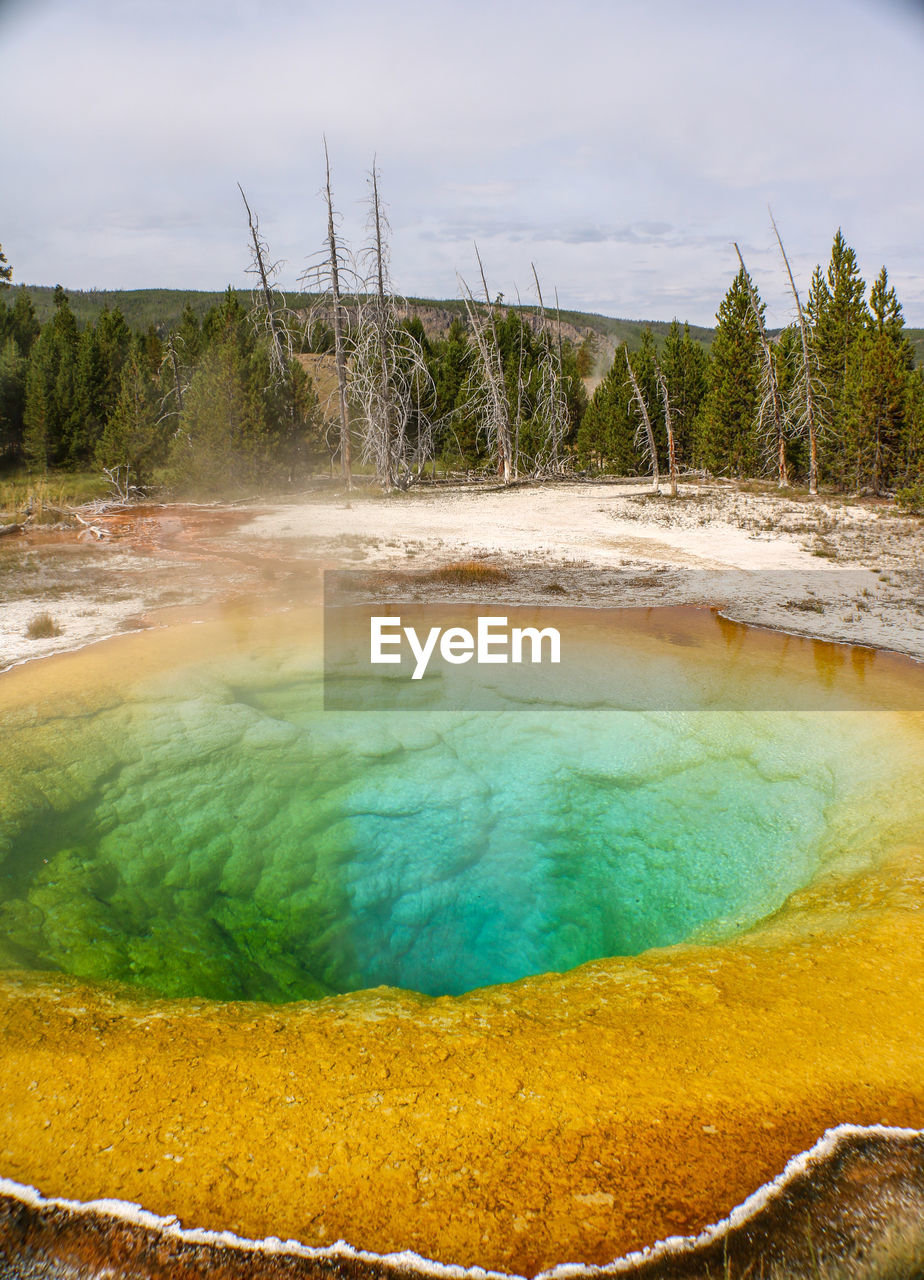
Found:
528,265 -> 570,477
512,286 -> 526,478
299,139 -> 354,485
458,246 -> 513,484
101,464 -> 138,504
325,143 -> 352,485
653,357 -> 677,497
351,162 -> 435,489
238,183 -> 292,384
769,210 -> 820,495
624,346 -> 660,493
158,334 -> 188,422
734,243 -> 789,488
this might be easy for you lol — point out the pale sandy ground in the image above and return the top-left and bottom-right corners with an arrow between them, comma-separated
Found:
237,480 -> 924,659
1,480 -> 922,670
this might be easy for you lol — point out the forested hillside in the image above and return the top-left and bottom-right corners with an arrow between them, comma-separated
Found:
0,229 -> 921,506
14,284 -> 711,360
580,232 -> 923,504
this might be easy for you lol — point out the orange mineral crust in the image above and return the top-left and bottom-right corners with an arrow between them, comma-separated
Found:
1,844 -> 923,1277
1,605 -> 923,1274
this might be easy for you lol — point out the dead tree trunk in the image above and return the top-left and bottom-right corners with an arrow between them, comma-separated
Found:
370,164 -> 395,489
238,183 -> 289,383
554,288 -> 564,472
164,336 -> 184,416
530,264 -> 568,476
769,211 -> 817,494
734,243 -> 788,488
324,139 -> 352,486
513,287 -> 525,479
476,246 -> 512,484
459,246 -> 512,485
352,162 -> 435,491
624,347 -> 660,493
654,359 -> 677,497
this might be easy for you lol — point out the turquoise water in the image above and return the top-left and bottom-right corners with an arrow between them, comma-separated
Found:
1,634 -> 917,1001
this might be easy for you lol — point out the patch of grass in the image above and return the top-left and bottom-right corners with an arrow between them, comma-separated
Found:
0,472 -> 110,519
811,537 -> 838,559
26,611 -> 62,639
785,598 -> 825,613
734,479 -> 779,495
896,483 -> 924,516
425,561 -> 510,584
542,581 -> 567,594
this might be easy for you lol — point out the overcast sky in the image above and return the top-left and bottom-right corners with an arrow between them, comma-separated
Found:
2,0 -> 923,327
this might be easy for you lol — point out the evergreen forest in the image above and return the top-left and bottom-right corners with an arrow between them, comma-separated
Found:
1,226 -> 922,510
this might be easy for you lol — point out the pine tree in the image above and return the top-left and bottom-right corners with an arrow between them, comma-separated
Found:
175,303 -> 203,365
0,337 -> 26,459
95,308 -> 133,404
95,351 -> 163,486
805,231 -> 869,482
71,324 -> 106,464
817,231 -> 868,389
202,287 -> 248,347
22,344 -> 52,469
901,367 -> 924,487
661,319 -> 708,466
63,306 -> 134,465
0,288 -> 38,457
22,287 -> 80,467
137,325 -> 164,378
693,269 -> 762,476
0,245 -> 11,289
847,267 -> 913,493
169,339 -> 268,495
576,347 -> 639,473
10,288 -> 40,356
432,318 -> 478,464
868,266 -> 912,355
252,347 -> 324,483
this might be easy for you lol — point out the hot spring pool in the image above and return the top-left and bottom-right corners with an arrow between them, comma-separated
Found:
1,604 -> 922,1001
2,602 -> 924,1273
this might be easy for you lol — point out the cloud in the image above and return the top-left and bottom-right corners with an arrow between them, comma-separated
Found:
2,0 -> 924,324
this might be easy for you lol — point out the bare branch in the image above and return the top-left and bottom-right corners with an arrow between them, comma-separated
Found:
769,209 -> 821,494
459,248 -> 512,483
734,243 -> 789,487
528,265 -> 569,476
654,357 -> 677,497
158,333 -> 189,426
624,347 -> 659,493
297,139 -> 356,484
238,182 -> 292,383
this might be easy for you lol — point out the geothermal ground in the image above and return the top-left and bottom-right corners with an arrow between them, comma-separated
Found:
0,479 -> 923,1278
1,479 -> 923,670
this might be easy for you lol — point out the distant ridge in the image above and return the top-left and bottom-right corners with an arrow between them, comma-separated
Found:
12,285 -> 924,364
10,284 -> 715,352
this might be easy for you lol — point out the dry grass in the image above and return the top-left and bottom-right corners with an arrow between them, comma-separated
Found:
811,537 -> 839,559
785,599 -> 826,614
25,611 -> 62,639
0,473 -> 109,520
424,561 -> 510,585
